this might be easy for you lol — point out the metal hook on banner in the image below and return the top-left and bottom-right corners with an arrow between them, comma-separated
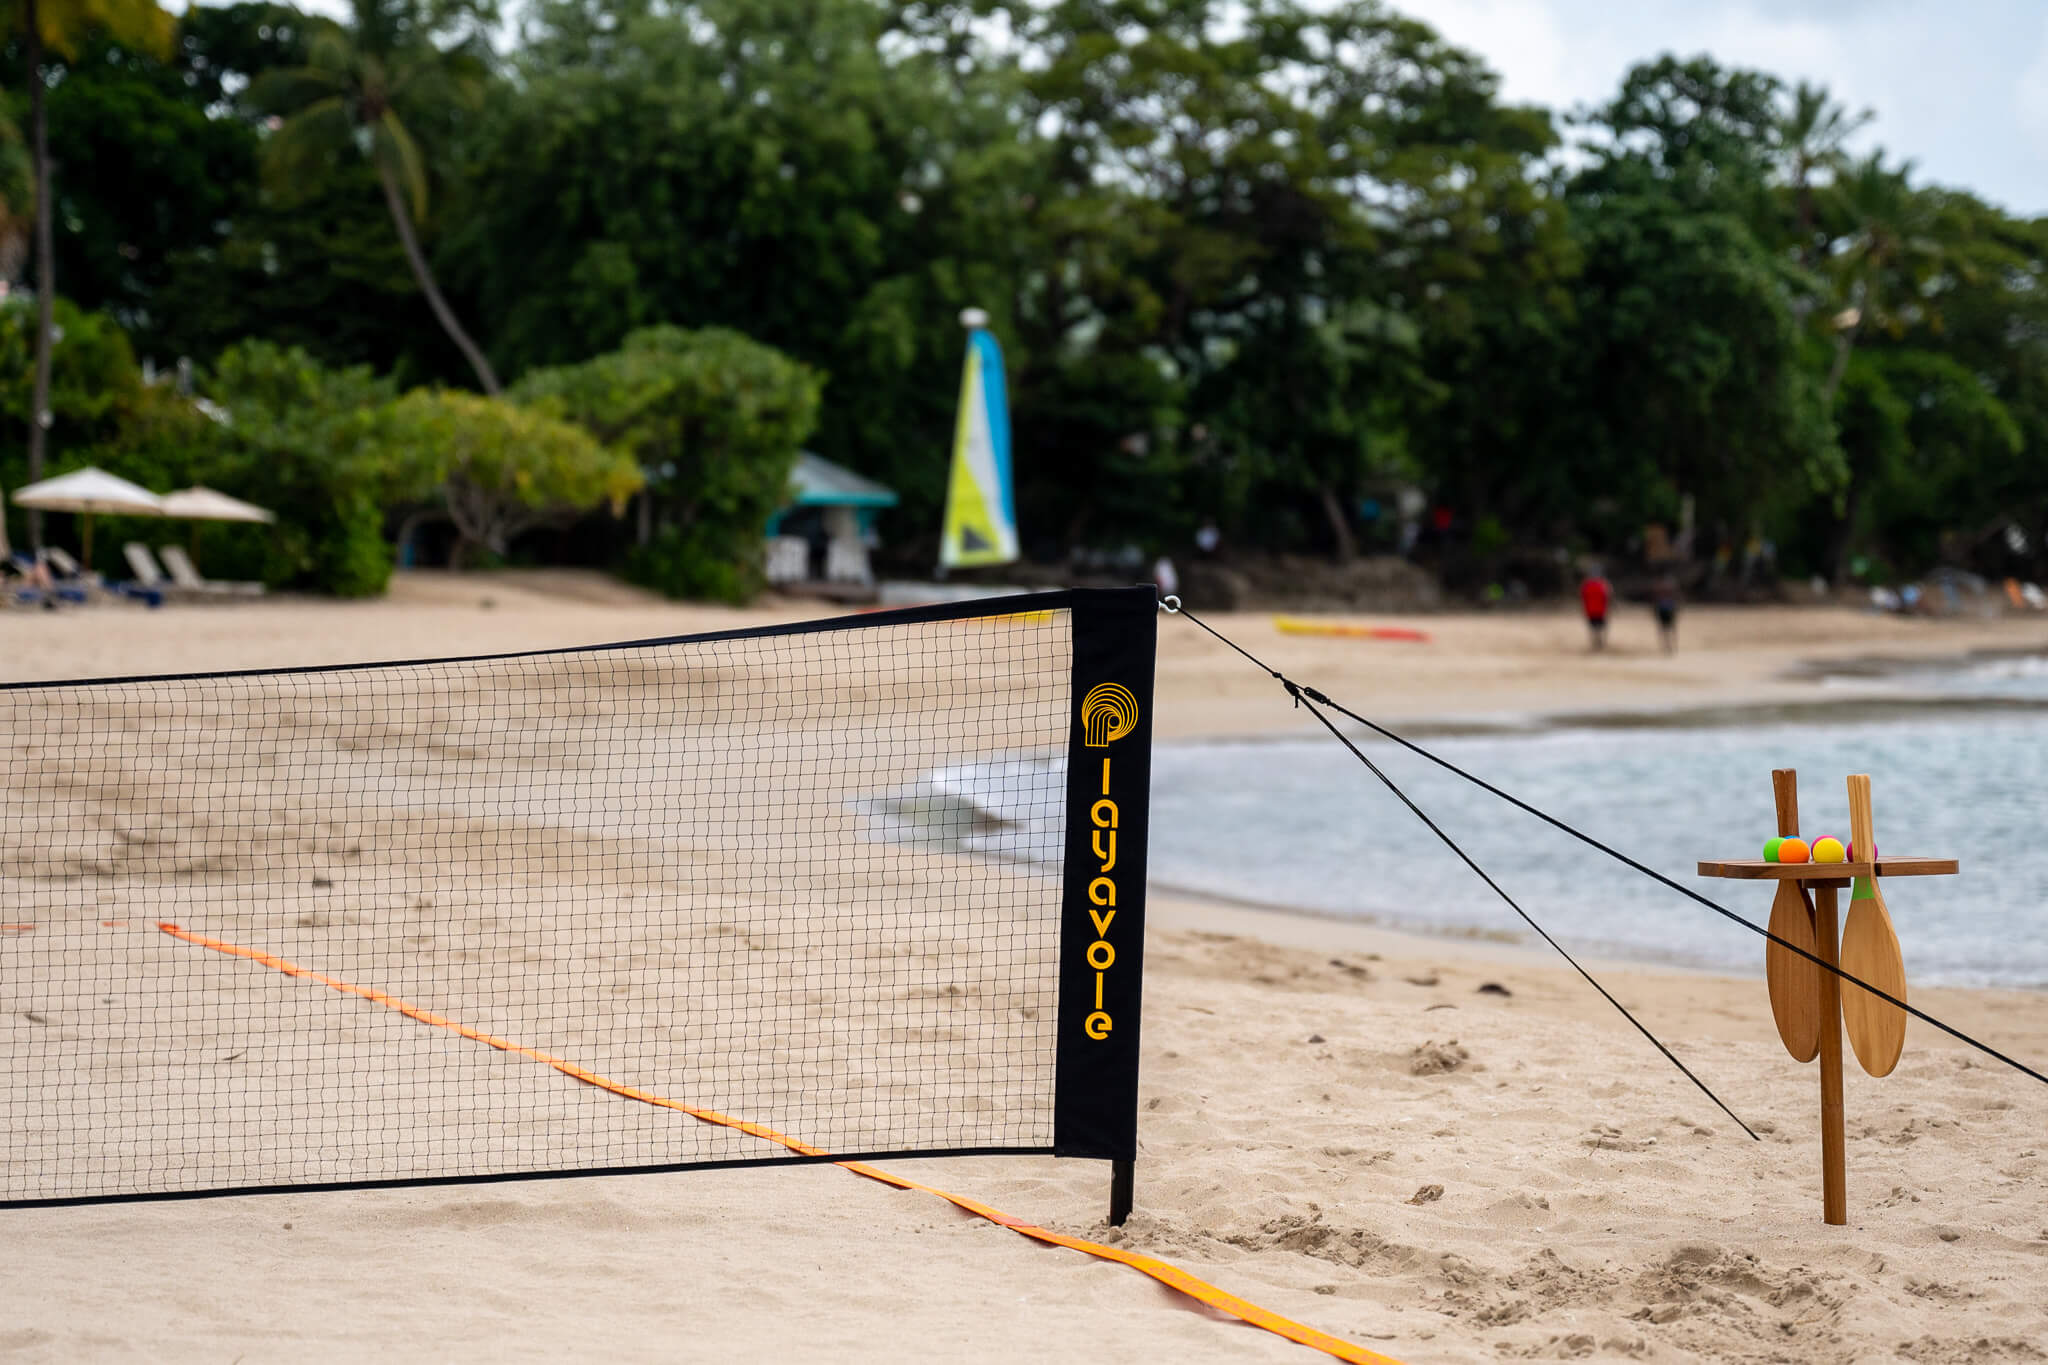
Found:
1156,593 -> 1181,613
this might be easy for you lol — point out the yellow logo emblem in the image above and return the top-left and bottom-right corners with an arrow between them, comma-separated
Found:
1081,683 -> 1139,747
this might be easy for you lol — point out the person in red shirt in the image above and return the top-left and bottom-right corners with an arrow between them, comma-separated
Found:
1579,568 -> 1613,651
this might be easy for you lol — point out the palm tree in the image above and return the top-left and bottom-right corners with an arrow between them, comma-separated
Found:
1812,154 -> 1966,583
1778,82 -> 1870,266
254,0 -> 501,393
13,0 -> 171,548
1820,152 -> 1950,406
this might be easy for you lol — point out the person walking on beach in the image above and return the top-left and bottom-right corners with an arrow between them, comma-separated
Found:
1653,573 -> 1681,654
1579,567 -> 1612,651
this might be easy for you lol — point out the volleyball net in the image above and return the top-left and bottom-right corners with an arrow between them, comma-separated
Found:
0,587 -> 1154,1210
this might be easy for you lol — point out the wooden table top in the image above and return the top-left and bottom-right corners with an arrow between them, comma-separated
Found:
1697,857 -> 1958,881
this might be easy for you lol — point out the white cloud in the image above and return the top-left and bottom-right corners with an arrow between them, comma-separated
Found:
1396,0 -> 2048,215
1390,0 -> 1579,110
2017,16 -> 2048,140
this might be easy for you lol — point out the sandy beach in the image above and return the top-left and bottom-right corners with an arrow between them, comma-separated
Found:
3,574 -> 2045,1363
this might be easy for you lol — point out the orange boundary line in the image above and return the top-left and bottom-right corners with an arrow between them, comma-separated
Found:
157,921 -> 1403,1365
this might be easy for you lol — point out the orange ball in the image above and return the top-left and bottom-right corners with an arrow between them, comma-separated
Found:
1777,837 -> 1810,864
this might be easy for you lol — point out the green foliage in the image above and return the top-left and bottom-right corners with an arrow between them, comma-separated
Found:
0,295 -> 142,445
972,0 -> 1571,559
160,4 -> 443,372
448,0 -> 1000,521
174,3 -> 315,105
1573,194 -> 1835,526
1817,349 -> 2024,579
1196,305 -> 1435,560
0,101 -> 29,272
1578,55 -> 1785,221
20,0 -> 2048,589
42,37 -> 259,347
12,0 -> 173,58
379,388 -> 641,558
0,295 -> 147,558
196,339 -> 404,595
622,525 -> 754,605
514,325 -> 821,602
8,0 -> 178,519
151,160 -> 424,374
249,0 -> 495,228
250,0 -> 503,391
0,316 -> 399,592
1420,188 -> 1838,568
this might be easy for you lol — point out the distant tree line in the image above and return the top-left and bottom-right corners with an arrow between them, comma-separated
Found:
4,0 -> 2044,596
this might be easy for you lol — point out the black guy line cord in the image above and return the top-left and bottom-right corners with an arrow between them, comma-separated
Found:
1169,599 -> 1754,1134
1168,600 -> 2048,1096
1289,683 -> 1760,1139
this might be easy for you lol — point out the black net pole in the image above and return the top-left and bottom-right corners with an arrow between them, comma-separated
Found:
1110,1158 -> 1134,1225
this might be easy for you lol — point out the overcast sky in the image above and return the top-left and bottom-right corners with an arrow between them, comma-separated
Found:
1398,0 -> 2048,216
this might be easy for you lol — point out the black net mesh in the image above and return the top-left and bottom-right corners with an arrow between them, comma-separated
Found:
1,608 -> 1074,1204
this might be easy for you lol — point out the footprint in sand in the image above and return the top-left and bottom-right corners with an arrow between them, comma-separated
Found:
1410,1039 -> 1470,1074
1582,1123 -> 1656,1152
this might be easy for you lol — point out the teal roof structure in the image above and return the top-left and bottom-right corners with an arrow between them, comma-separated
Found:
785,453 -> 898,510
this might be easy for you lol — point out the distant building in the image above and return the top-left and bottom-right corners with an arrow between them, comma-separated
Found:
764,453 -> 898,589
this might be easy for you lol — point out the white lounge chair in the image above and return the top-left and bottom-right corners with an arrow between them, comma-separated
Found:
124,542 -> 168,589
1,556 -> 72,608
126,542 -> 211,603
43,546 -> 87,580
46,546 -> 156,605
158,544 -> 264,597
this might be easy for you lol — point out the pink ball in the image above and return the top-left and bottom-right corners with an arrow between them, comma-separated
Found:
1847,840 -> 1876,862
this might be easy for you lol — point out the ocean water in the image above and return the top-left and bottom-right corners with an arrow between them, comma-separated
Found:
1837,650 -> 2048,701
870,653 -> 2048,989
1150,711 -> 2043,986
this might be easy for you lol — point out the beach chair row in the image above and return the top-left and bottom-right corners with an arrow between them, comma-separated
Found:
5,546 -> 166,608
123,543 -> 265,601
4,544 -> 263,609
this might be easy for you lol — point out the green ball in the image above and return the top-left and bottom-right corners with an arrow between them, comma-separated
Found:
1764,836 -> 1785,863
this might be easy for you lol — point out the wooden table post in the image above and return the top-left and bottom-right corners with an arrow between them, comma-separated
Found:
1812,883 -> 1847,1226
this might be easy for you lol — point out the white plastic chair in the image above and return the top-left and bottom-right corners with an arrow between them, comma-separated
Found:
125,542 -> 168,588
158,544 -> 264,597
763,536 -> 809,584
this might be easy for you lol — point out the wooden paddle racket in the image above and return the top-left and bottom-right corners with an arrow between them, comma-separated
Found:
1764,769 -> 1822,1062
1698,772 -> 1956,1224
1842,774 -> 1908,1077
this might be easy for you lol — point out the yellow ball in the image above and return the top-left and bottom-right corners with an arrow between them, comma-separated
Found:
1811,836 -> 1846,863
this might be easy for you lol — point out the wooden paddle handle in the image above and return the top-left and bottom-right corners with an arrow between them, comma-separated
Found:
1772,768 -> 1800,837
1847,774 -> 1875,861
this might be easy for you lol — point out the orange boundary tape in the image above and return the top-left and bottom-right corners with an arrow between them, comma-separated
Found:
156,922 -> 1404,1365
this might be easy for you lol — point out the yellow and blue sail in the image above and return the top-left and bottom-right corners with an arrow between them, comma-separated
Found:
940,325 -> 1019,568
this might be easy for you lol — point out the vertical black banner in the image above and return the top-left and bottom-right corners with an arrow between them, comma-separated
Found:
1054,586 -> 1156,1160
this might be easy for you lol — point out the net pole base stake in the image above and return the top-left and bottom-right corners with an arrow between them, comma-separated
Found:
1109,1159 -> 1133,1226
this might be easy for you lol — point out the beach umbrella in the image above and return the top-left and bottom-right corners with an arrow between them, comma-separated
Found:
160,486 -> 276,524
10,467 -> 164,566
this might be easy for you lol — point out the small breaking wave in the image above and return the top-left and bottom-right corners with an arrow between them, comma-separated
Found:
853,753 -> 1065,862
